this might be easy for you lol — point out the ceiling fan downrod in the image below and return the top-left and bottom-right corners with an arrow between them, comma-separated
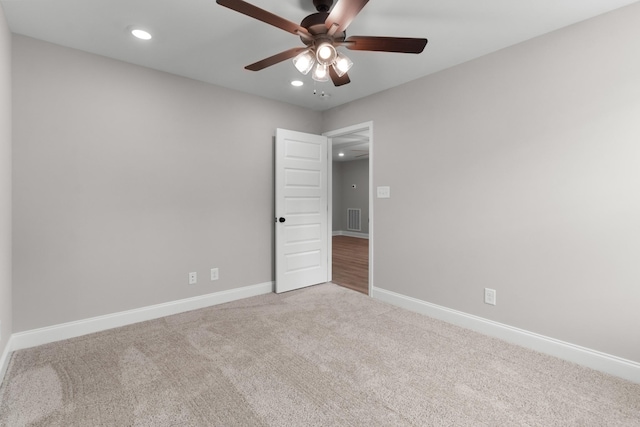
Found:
313,0 -> 334,13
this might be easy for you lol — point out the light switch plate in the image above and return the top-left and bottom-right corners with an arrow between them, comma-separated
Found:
377,186 -> 391,198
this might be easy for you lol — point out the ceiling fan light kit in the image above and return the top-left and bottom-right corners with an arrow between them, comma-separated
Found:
216,0 -> 428,87
293,41 -> 352,80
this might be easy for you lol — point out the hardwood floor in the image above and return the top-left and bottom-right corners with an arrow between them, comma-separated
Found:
332,236 -> 369,295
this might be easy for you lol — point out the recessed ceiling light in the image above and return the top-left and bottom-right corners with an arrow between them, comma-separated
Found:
338,152 -> 345,157
291,80 -> 304,87
131,29 -> 152,40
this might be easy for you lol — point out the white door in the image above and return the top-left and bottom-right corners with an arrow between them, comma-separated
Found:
275,128 -> 329,293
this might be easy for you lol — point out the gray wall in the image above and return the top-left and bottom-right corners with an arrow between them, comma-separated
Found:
12,36 -> 321,332
332,162 -> 342,232
322,3 -> 640,363
0,4 -> 11,357
333,159 -> 369,234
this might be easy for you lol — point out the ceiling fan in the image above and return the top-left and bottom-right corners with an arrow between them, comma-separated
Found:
351,149 -> 369,158
216,0 -> 428,86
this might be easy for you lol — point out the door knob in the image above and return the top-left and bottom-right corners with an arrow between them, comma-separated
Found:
279,217 -> 286,223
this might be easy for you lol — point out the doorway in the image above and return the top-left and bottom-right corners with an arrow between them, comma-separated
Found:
324,122 -> 373,295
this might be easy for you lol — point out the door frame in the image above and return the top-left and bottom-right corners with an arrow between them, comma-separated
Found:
323,121 -> 374,295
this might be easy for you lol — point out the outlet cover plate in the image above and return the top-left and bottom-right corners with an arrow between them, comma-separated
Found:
484,288 -> 496,305
189,272 -> 197,285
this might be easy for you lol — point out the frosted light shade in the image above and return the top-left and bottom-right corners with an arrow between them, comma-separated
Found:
312,63 -> 329,82
315,42 -> 337,65
333,52 -> 353,77
293,50 -> 315,75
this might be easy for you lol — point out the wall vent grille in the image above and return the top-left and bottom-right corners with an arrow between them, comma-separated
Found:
347,208 -> 361,231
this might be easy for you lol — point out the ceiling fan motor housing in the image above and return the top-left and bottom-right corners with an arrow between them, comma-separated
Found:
300,12 -> 346,45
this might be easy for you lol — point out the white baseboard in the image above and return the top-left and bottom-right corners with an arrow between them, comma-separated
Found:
9,281 -> 274,353
0,336 -> 13,386
332,230 -> 369,239
372,286 -> 640,384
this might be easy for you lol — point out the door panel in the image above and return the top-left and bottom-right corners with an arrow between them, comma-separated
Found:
275,129 -> 329,293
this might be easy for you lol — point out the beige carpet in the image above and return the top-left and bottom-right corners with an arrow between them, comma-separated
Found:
1,283 -> 639,426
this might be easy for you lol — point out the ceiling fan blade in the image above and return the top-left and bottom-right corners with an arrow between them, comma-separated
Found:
245,47 -> 307,71
344,36 -> 428,53
217,0 -> 311,37
329,67 -> 351,86
325,0 -> 369,34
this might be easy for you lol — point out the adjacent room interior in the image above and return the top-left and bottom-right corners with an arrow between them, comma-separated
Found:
1,0 -> 639,424
331,127 -> 370,295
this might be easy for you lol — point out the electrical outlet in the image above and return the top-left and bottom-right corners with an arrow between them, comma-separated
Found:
211,268 -> 219,281
484,288 -> 496,305
189,272 -> 197,285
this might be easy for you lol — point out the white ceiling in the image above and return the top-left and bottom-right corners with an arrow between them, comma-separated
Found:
2,0 -> 638,111
332,131 -> 369,162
